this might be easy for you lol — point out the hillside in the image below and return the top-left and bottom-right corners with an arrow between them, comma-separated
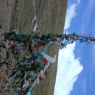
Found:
0,0 -> 67,95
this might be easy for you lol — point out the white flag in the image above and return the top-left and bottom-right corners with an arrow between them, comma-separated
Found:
41,52 -> 56,63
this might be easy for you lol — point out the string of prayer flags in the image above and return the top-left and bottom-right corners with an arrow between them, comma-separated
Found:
1,31 -> 95,95
79,37 -> 90,43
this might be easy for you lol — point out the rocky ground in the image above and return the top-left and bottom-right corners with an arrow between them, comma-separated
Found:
0,0 -> 67,95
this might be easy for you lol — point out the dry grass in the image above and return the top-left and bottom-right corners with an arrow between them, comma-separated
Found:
0,0 -> 67,95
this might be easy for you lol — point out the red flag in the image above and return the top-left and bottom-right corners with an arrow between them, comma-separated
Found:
35,43 -> 41,48
43,57 -> 47,64
39,75 -> 43,81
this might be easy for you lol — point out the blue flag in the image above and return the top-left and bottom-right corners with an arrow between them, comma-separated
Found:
27,90 -> 32,95
79,38 -> 89,43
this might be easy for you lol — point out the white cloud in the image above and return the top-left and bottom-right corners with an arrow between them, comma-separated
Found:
64,4 -> 77,30
77,0 -> 81,4
54,43 -> 83,95
75,0 -> 81,4
64,0 -> 81,30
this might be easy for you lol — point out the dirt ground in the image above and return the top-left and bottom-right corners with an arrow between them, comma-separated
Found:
0,0 -> 67,95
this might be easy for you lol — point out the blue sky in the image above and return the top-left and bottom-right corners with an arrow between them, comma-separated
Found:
69,0 -> 95,95
54,0 -> 95,95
